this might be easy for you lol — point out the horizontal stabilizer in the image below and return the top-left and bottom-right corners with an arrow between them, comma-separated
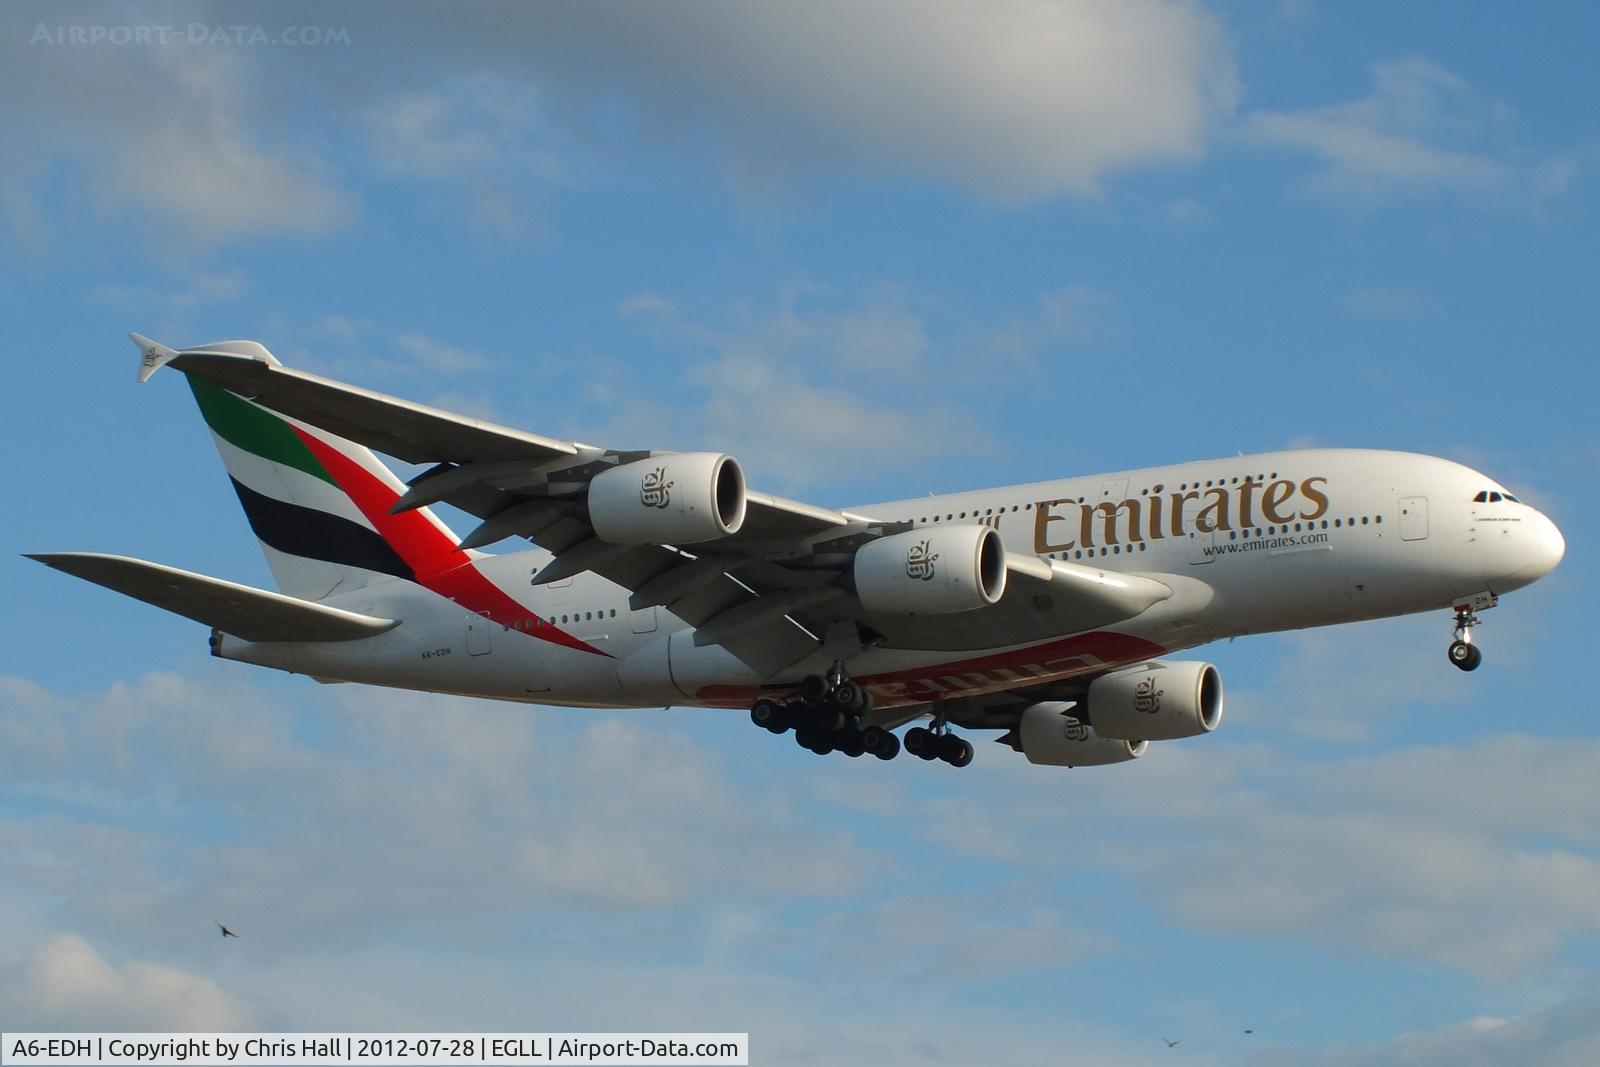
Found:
27,552 -> 399,643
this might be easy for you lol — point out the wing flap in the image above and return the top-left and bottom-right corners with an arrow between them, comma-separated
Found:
28,552 -> 399,643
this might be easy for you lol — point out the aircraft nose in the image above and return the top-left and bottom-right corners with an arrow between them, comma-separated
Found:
1528,510 -> 1566,579
1480,506 -> 1564,593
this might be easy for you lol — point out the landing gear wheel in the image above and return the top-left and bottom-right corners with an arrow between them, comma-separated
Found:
812,707 -> 846,734
799,674 -> 830,706
935,733 -> 974,767
750,699 -> 787,731
832,680 -> 866,712
1448,640 -> 1482,672
839,731 -> 867,758
903,726 -> 937,760
1447,604 -> 1488,674
859,727 -> 900,761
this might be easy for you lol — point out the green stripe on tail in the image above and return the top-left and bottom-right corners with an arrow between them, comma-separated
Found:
187,377 -> 336,487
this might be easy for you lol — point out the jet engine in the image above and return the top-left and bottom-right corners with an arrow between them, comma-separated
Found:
853,525 -> 1006,615
1085,661 -> 1223,741
1012,701 -> 1146,766
588,452 -> 747,545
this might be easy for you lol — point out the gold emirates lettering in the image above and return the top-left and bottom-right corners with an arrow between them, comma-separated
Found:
1034,476 -> 1330,552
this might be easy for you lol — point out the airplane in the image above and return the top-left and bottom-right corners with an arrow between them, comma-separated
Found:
28,335 -> 1566,770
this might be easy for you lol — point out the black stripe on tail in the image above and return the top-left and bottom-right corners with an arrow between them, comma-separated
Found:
229,478 -> 414,582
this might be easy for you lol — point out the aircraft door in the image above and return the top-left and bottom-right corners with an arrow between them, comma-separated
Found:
1186,522 -> 1216,565
1399,496 -> 1429,541
630,606 -> 658,634
467,611 -> 493,656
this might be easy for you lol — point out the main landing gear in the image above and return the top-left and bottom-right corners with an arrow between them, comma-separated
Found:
1447,605 -> 1484,672
903,724 -> 974,768
748,668 -> 975,768
748,662 -> 912,762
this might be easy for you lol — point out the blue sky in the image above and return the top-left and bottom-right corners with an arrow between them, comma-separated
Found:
1,1 -> 1597,1061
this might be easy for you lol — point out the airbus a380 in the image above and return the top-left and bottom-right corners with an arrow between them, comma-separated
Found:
30,336 -> 1566,770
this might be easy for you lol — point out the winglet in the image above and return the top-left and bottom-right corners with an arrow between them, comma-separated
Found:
130,332 -> 179,383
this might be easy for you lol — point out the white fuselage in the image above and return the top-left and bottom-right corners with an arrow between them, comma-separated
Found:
218,449 -> 1564,711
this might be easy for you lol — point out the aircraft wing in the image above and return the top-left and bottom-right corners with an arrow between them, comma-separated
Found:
150,339 -> 1170,678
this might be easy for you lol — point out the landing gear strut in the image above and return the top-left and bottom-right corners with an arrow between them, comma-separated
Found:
1447,606 -> 1484,672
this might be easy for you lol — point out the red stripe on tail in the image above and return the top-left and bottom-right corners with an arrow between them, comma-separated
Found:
294,428 -> 610,658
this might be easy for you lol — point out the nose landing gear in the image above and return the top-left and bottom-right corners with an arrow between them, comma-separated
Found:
1447,605 -> 1484,672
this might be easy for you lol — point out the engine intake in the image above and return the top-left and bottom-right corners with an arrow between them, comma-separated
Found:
1086,661 -> 1223,741
588,452 -> 746,545
1014,701 -> 1146,766
854,525 -> 1006,615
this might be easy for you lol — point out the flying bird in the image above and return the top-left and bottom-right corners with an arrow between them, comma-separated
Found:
216,921 -> 238,938
1243,1029 -> 1254,1035
1163,1038 -> 1180,1048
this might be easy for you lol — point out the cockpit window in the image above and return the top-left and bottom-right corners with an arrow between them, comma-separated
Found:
1489,491 -> 1503,502
1473,491 -> 1488,503
1504,493 -> 1520,503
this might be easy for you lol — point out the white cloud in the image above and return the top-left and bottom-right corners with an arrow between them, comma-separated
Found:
258,315 -> 499,381
2,1 -> 1237,250
0,29 -> 349,244
392,332 -> 494,374
89,270 -> 251,340
0,671 -> 875,950
810,893 -> 1109,984
0,934 -> 250,1031
462,0 -> 1239,201
4,655 -> 1599,1051
366,75 -> 569,237
1311,1000 -> 1600,1066
917,720 -> 1600,980
1243,57 -> 1579,207
595,283 -> 1010,490
1224,616 -> 1479,742
594,280 -> 1119,492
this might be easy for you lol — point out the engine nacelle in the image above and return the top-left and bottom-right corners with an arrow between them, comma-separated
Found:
588,452 -> 747,545
853,525 -> 1006,615
1086,660 -> 1223,741
1016,701 -> 1146,767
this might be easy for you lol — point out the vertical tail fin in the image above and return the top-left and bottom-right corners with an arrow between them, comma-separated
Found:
172,341 -> 465,600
